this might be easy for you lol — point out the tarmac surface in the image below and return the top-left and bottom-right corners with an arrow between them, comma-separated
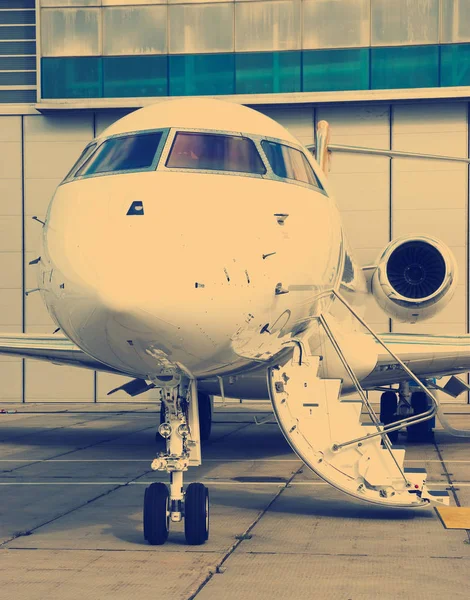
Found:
0,401 -> 469,600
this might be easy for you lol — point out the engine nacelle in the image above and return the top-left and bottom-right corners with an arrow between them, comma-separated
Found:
371,235 -> 458,323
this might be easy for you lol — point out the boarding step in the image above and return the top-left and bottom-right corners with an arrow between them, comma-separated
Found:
268,353 -> 434,508
403,468 -> 450,506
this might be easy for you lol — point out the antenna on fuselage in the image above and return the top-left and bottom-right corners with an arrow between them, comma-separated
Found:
314,120 -> 331,176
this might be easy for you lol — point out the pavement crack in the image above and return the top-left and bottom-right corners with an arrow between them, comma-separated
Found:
188,465 -> 303,600
0,467 -> 154,549
434,436 -> 470,544
2,421 -> 159,475
0,414 -> 111,445
203,422 -> 254,446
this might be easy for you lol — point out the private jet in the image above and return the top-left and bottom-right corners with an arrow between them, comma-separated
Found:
1,97 -> 470,546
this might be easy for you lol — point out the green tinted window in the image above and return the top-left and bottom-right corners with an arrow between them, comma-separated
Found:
235,52 -> 301,94
103,56 -> 168,98
441,44 -> 470,86
303,48 -> 369,92
169,54 -> 235,96
371,46 -> 439,89
41,57 -> 102,99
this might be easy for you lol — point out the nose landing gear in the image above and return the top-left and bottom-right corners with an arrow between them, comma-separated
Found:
159,391 -> 212,442
145,376 -> 209,545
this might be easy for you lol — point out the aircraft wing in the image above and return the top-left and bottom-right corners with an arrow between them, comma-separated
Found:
0,333 -> 124,375
361,332 -> 470,389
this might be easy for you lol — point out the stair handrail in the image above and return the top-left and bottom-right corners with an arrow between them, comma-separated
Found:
326,290 -> 438,449
317,313 -> 408,484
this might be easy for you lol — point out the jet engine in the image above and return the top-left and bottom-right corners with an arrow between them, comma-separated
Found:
371,236 -> 457,323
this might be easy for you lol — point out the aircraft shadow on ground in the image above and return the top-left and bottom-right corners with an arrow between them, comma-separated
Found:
212,487 -> 436,522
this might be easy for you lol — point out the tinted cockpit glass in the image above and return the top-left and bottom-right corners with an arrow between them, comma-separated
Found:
75,132 -> 162,177
166,132 -> 266,174
63,142 -> 97,181
262,141 -> 322,188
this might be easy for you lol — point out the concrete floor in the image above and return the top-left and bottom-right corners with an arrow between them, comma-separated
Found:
0,402 -> 469,599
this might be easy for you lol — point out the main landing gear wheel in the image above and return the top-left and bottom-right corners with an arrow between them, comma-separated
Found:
143,482 -> 170,545
198,393 -> 212,442
184,482 -> 209,545
380,391 -> 399,444
407,391 -> 434,442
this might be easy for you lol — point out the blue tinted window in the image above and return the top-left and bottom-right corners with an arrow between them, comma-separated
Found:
41,57 -> 102,99
262,141 -> 321,188
303,48 -> 369,92
103,56 -> 168,98
76,132 -> 163,177
166,132 -> 266,174
441,44 -> 470,86
236,51 -> 301,94
371,46 -> 439,89
169,54 -> 235,96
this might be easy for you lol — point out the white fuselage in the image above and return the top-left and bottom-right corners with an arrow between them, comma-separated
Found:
36,100 -> 378,396
40,169 -> 349,380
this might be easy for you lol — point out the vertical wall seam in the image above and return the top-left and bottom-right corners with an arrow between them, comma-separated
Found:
21,114 -> 26,403
467,100 -> 470,403
389,103 -> 393,335
93,110 -> 98,404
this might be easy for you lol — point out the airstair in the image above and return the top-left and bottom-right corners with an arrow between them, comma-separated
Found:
268,292 -> 450,508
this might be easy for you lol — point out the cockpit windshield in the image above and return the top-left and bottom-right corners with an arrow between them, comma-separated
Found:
262,140 -> 322,189
63,142 -> 98,180
165,132 -> 266,175
75,132 -> 163,178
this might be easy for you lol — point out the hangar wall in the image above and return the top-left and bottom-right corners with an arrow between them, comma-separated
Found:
0,100 -> 468,402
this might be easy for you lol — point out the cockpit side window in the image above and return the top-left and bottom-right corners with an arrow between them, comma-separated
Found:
165,132 -> 266,175
63,142 -> 98,181
75,131 -> 163,178
261,141 -> 322,189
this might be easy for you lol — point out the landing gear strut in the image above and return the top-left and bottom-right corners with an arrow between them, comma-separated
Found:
407,391 -> 435,442
380,391 -> 399,444
380,384 -> 435,444
159,391 -> 212,441
145,376 -> 209,545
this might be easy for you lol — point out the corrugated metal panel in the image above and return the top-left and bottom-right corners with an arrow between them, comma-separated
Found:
0,11 -> 35,25
0,56 -> 36,70
0,89 -> 36,103
0,41 -> 36,55
0,26 -> 36,41
0,4 -> 37,104
1,0 -> 34,8
0,72 -> 36,85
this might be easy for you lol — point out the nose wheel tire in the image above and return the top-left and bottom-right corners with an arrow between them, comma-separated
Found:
184,482 -> 209,545
143,482 -> 170,545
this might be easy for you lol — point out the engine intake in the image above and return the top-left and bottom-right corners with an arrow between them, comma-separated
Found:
371,236 -> 457,323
